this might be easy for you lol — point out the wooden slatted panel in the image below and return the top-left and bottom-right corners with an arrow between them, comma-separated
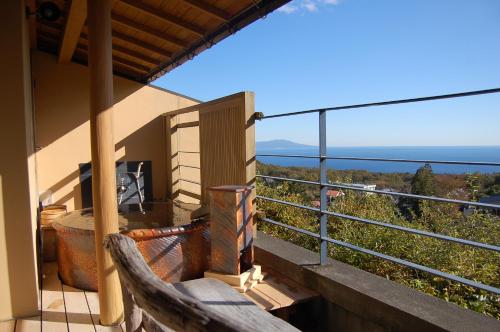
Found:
198,92 -> 255,206
166,111 -> 201,203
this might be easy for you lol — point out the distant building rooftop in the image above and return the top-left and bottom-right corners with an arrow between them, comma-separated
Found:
479,195 -> 500,205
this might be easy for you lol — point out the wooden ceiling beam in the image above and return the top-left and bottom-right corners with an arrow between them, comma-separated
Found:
182,0 -> 230,22
111,44 -> 158,68
111,13 -> 189,49
38,30 -> 62,45
40,34 -> 146,80
119,0 -> 206,37
112,55 -> 150,74
58,0 -> 87,63
80,32 -> 160,67
112,30 -> 173,58
73,48 -> 145,79
76,43 -> 150,73
42,24 -> 165,69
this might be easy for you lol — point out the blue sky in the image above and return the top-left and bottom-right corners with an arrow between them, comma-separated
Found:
153,0 -> 500,146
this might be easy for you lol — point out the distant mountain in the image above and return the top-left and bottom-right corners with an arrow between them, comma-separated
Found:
256,139 -> 314,150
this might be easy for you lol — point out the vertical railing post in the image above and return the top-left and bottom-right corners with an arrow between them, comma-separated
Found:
319,110 -> 328,265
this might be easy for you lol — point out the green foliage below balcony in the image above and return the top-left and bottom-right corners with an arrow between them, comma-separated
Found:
256,163 -> 500,319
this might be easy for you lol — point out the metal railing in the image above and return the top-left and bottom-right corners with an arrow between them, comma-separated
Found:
255,88 -> 500,295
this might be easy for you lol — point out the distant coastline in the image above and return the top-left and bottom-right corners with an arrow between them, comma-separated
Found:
256,140 -> 500,174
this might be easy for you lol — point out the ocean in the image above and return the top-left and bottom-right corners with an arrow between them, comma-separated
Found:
256,146 -> 500,174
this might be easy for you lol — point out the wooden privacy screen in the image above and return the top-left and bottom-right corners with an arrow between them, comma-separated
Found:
164,92 -> 256,206
165,110 -> 201,203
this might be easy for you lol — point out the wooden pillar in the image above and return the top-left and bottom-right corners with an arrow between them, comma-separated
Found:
87,0 -> 124,325
208,186 -> 254,275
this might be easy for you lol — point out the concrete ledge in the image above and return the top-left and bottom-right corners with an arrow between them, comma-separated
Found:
254,232 -> 499,332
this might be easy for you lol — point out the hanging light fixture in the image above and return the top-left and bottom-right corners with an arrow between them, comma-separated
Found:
26,1 -> 61,22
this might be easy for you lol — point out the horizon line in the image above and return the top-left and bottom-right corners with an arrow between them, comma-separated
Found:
256,142 -> 500,148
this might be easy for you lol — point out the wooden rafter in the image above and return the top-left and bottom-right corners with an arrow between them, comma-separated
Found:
41,33 -> 147,80
73,48 -> 145,79
112,30 -> 173,58
182,0 -> 230,22
38,30 -> 61,43
111,13 -> 189,49
110,44 -> 158,67
80,32 -> 160,67
76,43 -> 150,73
119,0 -> 206,37
40,22 -> 172,63
112,55 -> 150,73
58,0 -> 87,63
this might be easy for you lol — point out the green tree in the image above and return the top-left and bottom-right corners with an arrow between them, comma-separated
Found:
406,163 -> 436,217
465,173 -> 481,201
411,163 -> 436,196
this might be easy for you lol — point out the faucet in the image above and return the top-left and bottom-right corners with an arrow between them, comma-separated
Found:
117,177 -> 127,205
116,162 -> 145,207
134,162 -> 144,204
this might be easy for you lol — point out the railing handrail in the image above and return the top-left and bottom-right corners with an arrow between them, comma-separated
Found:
256,154 -> 500,167
255,87 -> 500,295
259,217 -> 500,295
258,87 -> 500,119
256,195 -> 500,252
256,175 -> 500,210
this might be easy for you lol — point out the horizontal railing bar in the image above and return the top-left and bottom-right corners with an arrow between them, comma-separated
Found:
256,175 -> 500,210
258,88 -> 500,119
323,236 -> 500,295
260,217 -> 321,239
257,154 -> 320,159
257,174 -> 319,185
255,195 -> 320,213
256,189 -> 499,251
323,210 -> 500,252
259,217 -> 500,294
327,183 -> 500,210
256,154 -> 500,167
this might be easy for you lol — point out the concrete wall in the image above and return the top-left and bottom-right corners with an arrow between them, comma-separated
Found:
254,232 -> 500,332
33,51 -> 199,211
0,1 -> 40,320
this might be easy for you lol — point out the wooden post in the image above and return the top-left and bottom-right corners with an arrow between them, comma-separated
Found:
87,0 -> 124,325
208,186 -> 254,275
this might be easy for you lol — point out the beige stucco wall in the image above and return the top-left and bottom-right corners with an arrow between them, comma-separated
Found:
33,51 -> 199,211
0,1 -> 40,320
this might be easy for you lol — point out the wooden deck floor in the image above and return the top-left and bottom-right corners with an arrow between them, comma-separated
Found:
0,262 -> 124,332
242,267 -> 318,311
0,263 -> 317,332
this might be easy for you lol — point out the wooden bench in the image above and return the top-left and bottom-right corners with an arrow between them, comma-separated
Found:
105,233 -> 299,332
